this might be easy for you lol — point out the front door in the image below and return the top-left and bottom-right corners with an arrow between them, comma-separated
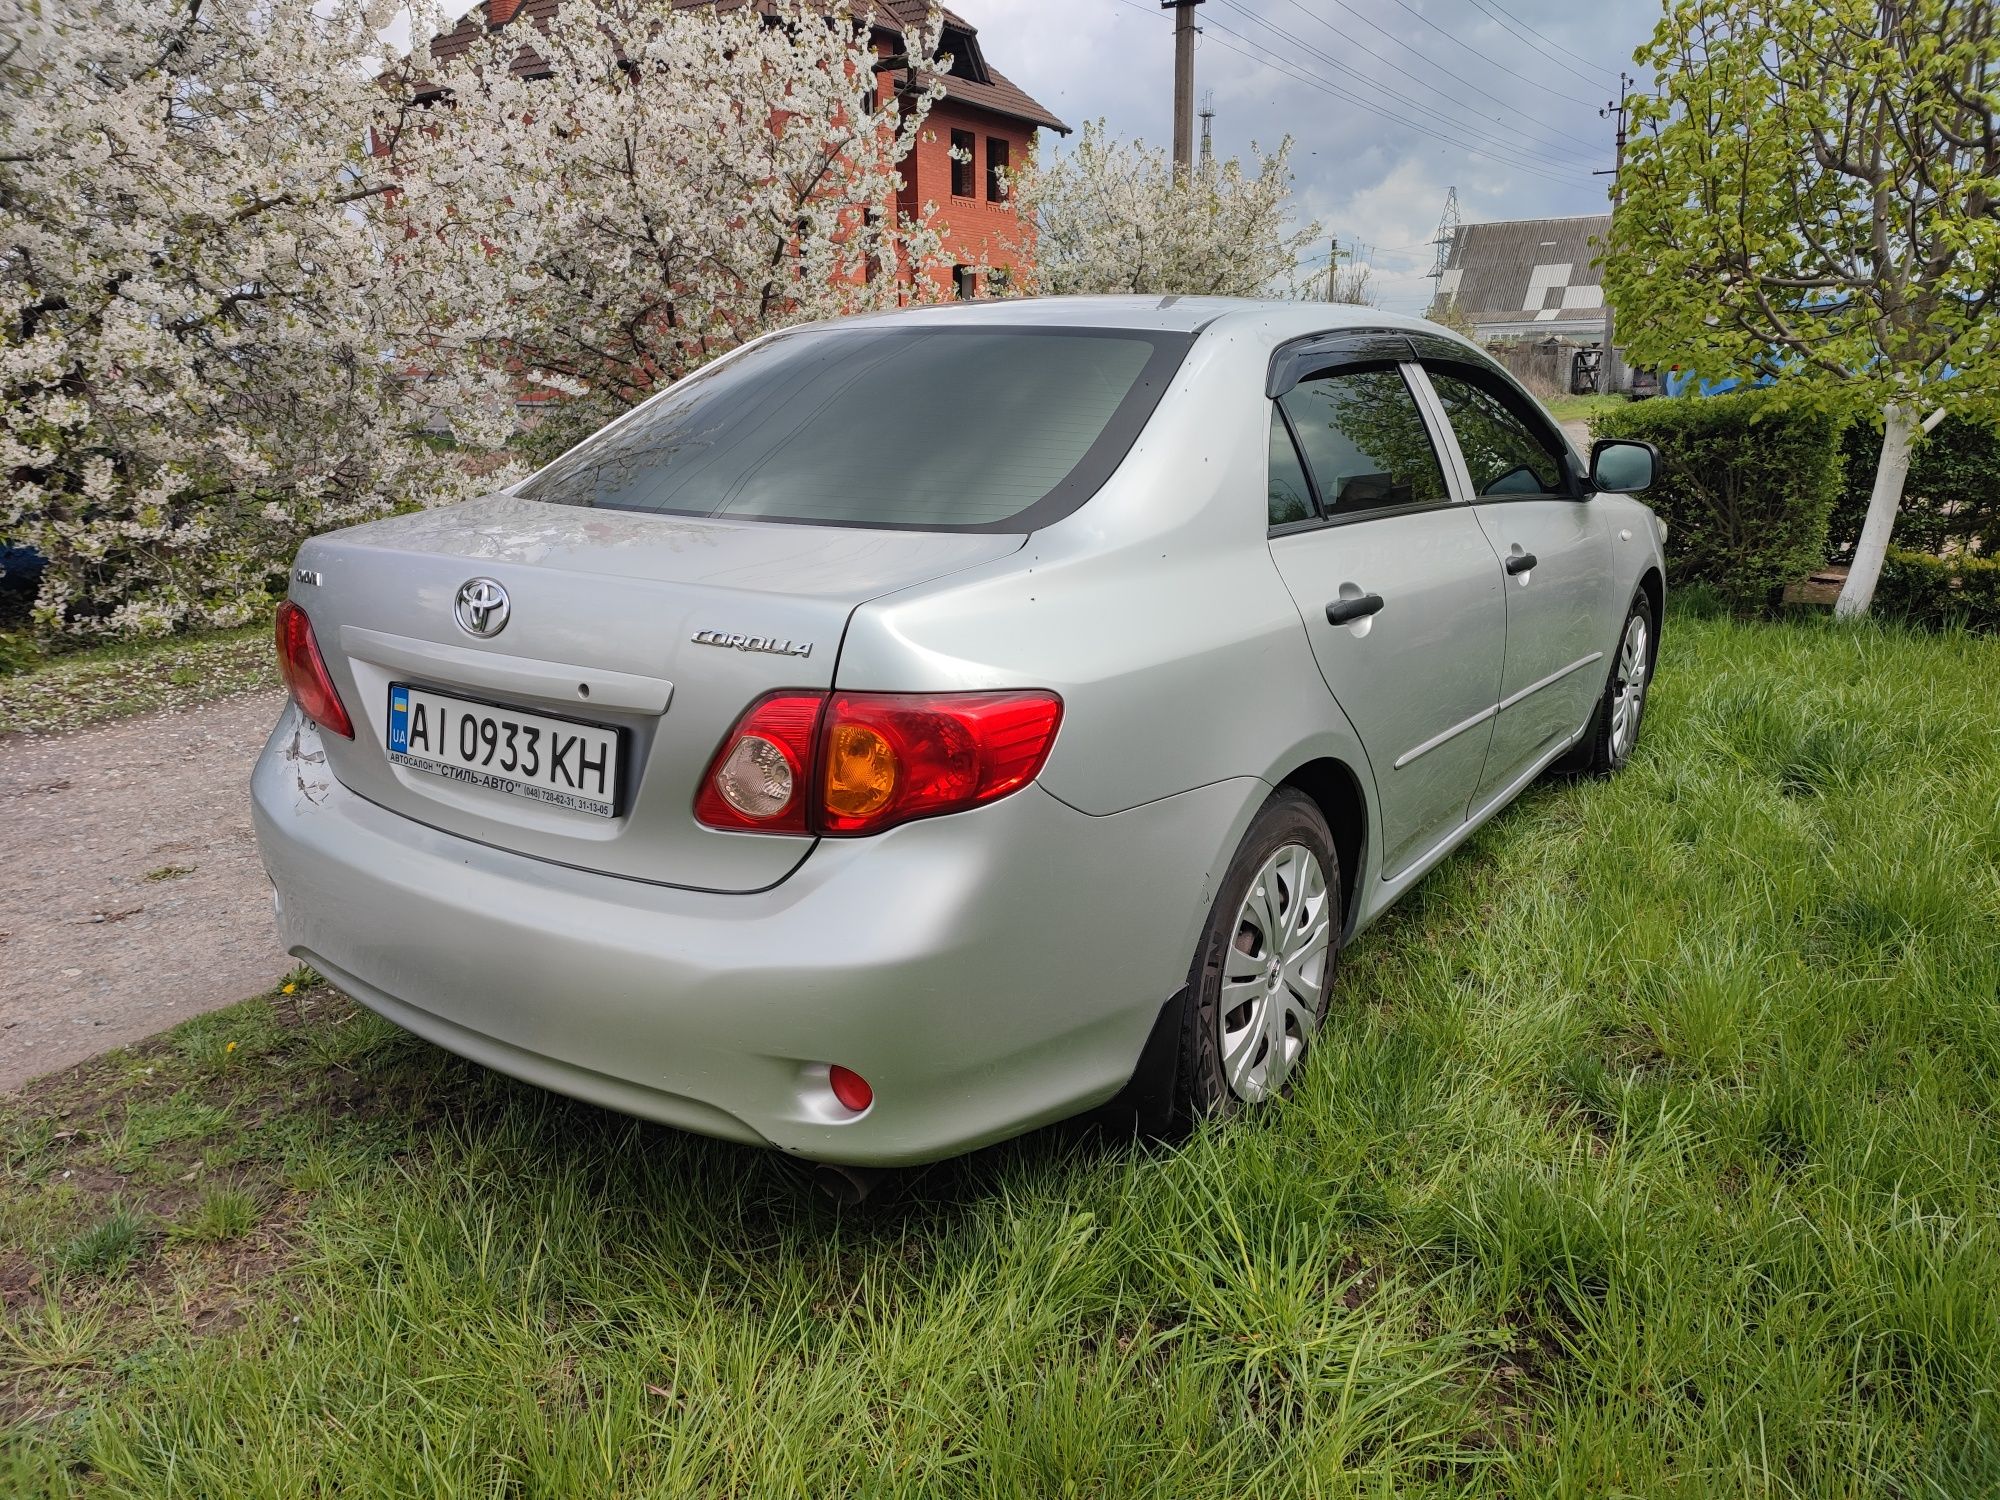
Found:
1264,360 -> 1507,878
1418,362 -> 1616,806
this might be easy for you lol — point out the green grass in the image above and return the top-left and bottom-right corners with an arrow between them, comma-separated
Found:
1545,393 -> 1630,426
0,623 -> 276,738
3,613 -> 1998,1494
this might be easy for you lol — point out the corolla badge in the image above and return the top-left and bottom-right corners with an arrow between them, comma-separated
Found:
454,578 -> 511,638
691,629 -> 813,659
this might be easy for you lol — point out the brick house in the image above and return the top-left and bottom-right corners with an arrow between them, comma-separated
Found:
431,0 -> 1069,298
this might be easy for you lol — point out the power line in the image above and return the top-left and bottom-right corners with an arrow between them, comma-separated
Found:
1100,0 -> 1594,189
1368,0 -> 1601,109
1268,0 -> 1604,155
1212,0 -> 1599,167
1469,0 -> 1621,85
1195,13 -> 1594,184
1193,25 -> 1592,188
1463,0 -> 1615,93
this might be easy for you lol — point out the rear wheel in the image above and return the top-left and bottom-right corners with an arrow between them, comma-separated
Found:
1558,592 -> 1655,778
1177,789 -> 1340,1121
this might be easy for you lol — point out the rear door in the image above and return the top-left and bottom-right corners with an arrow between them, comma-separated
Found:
1415,359 -> 1617,805
1263,350 -> 1507,879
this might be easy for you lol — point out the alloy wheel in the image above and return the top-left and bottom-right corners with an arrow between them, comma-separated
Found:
1218,843 -> 1332,1103
1610,613 -> 1649,761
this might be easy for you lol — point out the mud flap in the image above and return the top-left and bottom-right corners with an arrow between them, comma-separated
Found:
1092,988 -> 1187,1140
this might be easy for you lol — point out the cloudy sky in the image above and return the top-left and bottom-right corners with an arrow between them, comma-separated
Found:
969,0 -> 1663,314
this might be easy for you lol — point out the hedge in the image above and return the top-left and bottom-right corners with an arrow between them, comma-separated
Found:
1593,389 -> 1843,608
1830,414 -> 2000,562
1873,548 -> 2000,634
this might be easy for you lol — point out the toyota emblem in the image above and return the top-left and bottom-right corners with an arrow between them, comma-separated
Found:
454,578 -> 510,638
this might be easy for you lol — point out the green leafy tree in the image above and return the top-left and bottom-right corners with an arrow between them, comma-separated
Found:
1604,0 -> 2000,618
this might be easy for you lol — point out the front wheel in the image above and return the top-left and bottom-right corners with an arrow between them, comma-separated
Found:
1176,789 -> 1340,1122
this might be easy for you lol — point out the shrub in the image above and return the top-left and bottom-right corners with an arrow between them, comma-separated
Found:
1830,414 -> 2000,562
1594,389 -> 1842,608
1873,548 -> 2000,633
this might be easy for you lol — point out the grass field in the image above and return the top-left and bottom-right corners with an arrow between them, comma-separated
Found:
0,625 -> 276,738
1544,393 -> 1630,427
3,611 -> 1998,1496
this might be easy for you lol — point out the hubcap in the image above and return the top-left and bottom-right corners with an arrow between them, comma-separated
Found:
1610,614 -> 1649,760
1219,843 -> 1332,1103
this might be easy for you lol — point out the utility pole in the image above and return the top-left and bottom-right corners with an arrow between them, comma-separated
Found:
1595,72 -> 1632,394
1163,0 -> 1205,176
1325,237 -> 1343,301
1198,91 -> 1215,172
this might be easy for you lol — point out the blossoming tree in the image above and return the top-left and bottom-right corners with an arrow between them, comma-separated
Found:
1010,121 -> 1319,298
393,0 -> 952,454
0,0 -> 510,635
1,0 -> 952,634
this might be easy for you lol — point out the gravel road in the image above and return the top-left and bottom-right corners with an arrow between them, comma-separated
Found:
0,690 -> 291,1090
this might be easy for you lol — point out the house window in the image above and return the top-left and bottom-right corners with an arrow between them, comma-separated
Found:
987,137 -> 1010,203
950,130 -> 977,198
953,265 -> 977,300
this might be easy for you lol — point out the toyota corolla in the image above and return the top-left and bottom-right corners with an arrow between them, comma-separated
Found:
252,297 -> 1664,1168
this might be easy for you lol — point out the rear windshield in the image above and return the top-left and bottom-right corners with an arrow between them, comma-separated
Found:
516,326 -> 1192,531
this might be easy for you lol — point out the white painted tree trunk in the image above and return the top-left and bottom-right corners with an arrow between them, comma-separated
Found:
1834,400 -> 1919,620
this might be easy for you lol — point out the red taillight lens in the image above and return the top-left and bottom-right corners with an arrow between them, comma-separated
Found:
274,601 -> 354,739
694,690 -> 1063,837
694,692 -> 822,833
817,691 -> 1063,836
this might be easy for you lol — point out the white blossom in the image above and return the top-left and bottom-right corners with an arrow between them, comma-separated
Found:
1012,121 -> 1320,299
1,0 -> 506,635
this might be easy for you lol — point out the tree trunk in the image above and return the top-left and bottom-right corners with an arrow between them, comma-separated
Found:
1834,400 -> 1918,620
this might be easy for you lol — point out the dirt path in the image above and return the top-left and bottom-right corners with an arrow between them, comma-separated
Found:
0,690 -> 291,1091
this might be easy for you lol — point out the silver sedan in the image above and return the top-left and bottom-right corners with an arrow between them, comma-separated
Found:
252,297 -> 1664,1169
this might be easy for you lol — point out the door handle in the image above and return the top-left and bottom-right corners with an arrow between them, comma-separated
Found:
1325,593 -> 1385,626
1504,552 -> 1538,576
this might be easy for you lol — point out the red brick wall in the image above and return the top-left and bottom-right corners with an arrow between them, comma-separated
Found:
894,97 -> 1038,297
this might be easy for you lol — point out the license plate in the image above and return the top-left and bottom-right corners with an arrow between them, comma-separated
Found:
386,684 -> 621,818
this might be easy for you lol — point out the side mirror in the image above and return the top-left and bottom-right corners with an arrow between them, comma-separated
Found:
1590,438 -> 1658,494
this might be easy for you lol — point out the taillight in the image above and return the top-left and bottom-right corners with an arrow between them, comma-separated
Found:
695,690 -> 1063,837
817,691 -> 1063,835
693,692 -> 821,833
274,601 -> 354,739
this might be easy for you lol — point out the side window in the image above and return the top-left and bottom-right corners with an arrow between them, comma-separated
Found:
1268,409 -> 1315,526
1427,367 -> 1569,497
1277,365 -> 1448,520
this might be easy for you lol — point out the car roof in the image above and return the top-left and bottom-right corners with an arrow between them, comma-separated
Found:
830,295 -> 1474,351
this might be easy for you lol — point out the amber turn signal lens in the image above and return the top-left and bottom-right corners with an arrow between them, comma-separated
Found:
826,723 -> 899,818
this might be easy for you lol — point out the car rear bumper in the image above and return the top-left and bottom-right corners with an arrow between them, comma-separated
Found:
251,707 -> 1254,1165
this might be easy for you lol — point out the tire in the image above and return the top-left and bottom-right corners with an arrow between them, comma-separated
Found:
1559,591 -> 1656,778
1175,788 -> 1341,1123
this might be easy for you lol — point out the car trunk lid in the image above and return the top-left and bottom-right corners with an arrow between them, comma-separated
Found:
288,493 -> 1023,891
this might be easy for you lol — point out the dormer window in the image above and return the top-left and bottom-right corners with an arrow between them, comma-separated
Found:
938,26 -> 991,84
